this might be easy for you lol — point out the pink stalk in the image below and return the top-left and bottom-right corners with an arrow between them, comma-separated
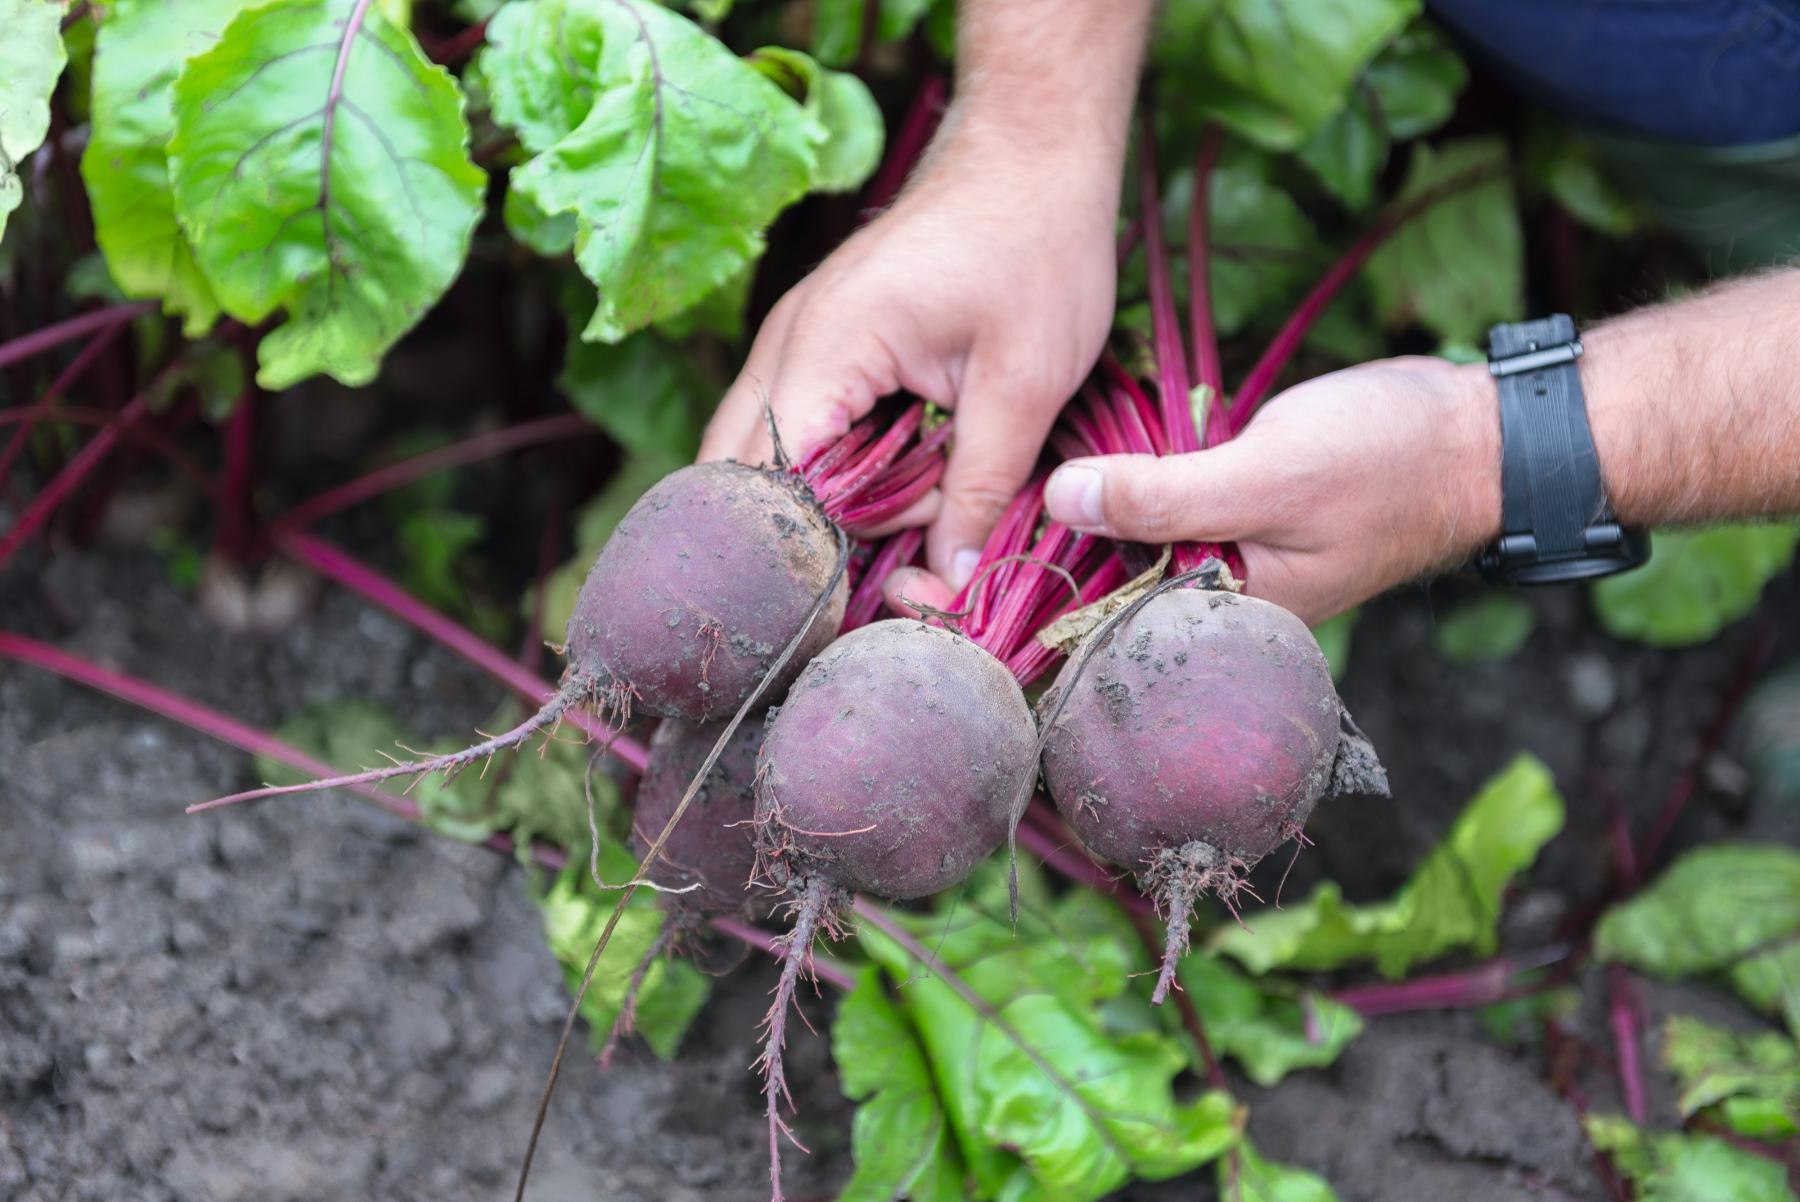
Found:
712,915 -> 856,992
277,414 -> 596,530
0,358 -> 185,570
1607,966 -> 1648,1122
1015,803 -> 1153,914
844,528 -> 923,631
428,16 -> 489,64
0,404 -> 220,499
0,302 -> 155,372
862,75 -> 948,214
0,629 -> 557,867
0,322 -> 127,490
1135,110 -> 1196,454
1330,943 -> 1570,1016
214,387 -> 257,561
1223,165 -> 1505,434
273,529 -> 648,773
1187,125 -> 1225,403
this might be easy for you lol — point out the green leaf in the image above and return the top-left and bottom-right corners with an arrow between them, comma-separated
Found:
1592,524 -> 1799,648
1205,165 -> 1318,337
1433,592 -> 1534,664
1525,119 -> 1646,237
1153,0 -> 1417,150
1584,1115 -> 1797,1202
653,254 -> 753,340
835,971 -> 967,1202
1661,1015 -> 1800,1138
1178,954 -> 1363,1087
480,0 -> 606,154
857,895 -> 1240,1201
1215,754 -> 1564,977
559,328 -> 709,459
1297,24 -> 1466,210
1218,1141 -> 1340,1202
1363,137 -> 1521,344
498,0 -> 820,343
747,46 -> 885,193
1310,607 -> 1358,682
395,508 -> 487,611
1596,843 -> 1800,1035
81,0 -> 246,334
0,0 -> 68,244
535,859 -> 710,1059
167,0 -> 485,388
810,0 -> 863,68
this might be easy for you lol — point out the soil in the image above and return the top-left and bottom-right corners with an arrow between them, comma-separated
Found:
3,542 -> 1796,1202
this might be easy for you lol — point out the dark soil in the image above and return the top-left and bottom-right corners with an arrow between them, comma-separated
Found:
4,542 -> 1795,1202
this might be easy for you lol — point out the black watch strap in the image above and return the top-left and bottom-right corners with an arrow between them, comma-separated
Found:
1478,315 -> 1650,584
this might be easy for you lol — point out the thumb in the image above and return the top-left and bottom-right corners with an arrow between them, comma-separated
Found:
1043,449 -> 1266,545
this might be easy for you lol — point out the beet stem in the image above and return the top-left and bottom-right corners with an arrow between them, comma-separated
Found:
0,301 -> 154,372
1188,124 -> 1225,404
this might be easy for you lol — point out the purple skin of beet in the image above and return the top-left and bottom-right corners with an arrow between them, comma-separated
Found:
753,619 -> 1038,901
1039,587 -> 1387,1002
632,717 -> 765,916
566,462 -> 847,724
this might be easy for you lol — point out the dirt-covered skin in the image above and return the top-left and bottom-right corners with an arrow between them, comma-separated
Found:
755,620 -> 1036,900
567,462 -> 847,723
1042,589 -> 1351,871
633,718 -> 764,915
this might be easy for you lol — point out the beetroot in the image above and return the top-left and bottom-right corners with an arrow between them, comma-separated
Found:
571,462 -> 847,723
1039,586 -> 1387,1002
632,717 -> 763,915
750,619 -> 1037,1199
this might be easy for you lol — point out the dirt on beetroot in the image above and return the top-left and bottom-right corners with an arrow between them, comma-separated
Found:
4,545 -> 1796,1202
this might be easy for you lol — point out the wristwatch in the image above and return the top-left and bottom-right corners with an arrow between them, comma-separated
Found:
1476,314 -> 1651,584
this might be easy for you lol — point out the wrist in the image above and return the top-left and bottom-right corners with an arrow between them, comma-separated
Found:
1446,361 -> 1504,558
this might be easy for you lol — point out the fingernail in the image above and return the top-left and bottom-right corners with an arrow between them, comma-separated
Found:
951,549 -> 980,589
1046,465 -> 1103,527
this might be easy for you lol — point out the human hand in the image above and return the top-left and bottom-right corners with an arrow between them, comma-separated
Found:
1035,357 -> 1504,625
698,122 -> 1121,589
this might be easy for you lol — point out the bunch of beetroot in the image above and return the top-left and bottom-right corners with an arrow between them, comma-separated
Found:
184,118 -> 1399,1202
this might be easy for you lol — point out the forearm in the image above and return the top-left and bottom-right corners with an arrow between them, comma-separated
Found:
925,0 -> 1153,205
1582,268 -> 1800,526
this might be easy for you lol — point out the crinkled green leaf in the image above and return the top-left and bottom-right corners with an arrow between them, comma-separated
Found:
1219,1141 -> 1340,1202
536,858 -> 710,1059
1592,524 -> 1799,648
1433,592 -> 1534,664
559,328 -> 708,459
810,0 -> 863,67
1154,0 -> 1417,150
747,47 -> 884,193
1742,664 -> 1800,806
1177,954 -> 1363,1087
1298,24 -> 1465,210
653,254 -> 753,340
81,0 -> 246,334
1584,1116 -> 1797,1202
1596,843 -> 1800,1035
1363,137 -> 1521,344
498,0 -> 819,342
396,507 -> 487,610
835,970 -> 967,1202
480,0 -> 605,154
1310,607 -> 1358,682
0,0 -> 67,243
1661,1015 -> 1800,1138
1215,754 -> 1564,977
167,0 -> 484,388
857,894 -> 1239,1201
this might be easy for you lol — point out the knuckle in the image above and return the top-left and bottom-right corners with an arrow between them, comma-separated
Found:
1117,469 -> 1184,539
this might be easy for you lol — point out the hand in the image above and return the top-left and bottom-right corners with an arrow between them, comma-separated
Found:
1037,357 -> 1504,625
699,124 -> 1121,589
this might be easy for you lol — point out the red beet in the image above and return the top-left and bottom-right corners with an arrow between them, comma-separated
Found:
569,462 -> 847,723
1039,587 -> 1386,1002
632,718 -> 763,916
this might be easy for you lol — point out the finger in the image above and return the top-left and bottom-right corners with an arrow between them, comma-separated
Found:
880,564 -> 957,620
1042,447 -> 1269,546
848,487 -> 941,539
926,367 -> 1059,589
700,293 -> 801,463
758,312 -> 902,465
